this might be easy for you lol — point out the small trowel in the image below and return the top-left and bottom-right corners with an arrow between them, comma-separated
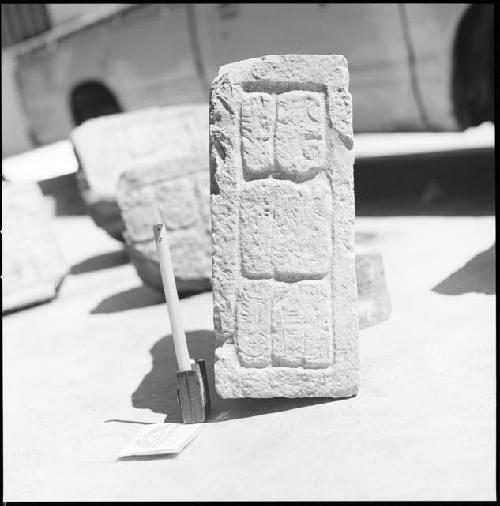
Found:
153,223 -> 210,423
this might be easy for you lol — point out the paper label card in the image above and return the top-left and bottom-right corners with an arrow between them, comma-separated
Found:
118,423 -> 203,458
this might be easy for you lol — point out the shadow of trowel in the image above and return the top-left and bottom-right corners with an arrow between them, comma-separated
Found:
132,330 -> 338,423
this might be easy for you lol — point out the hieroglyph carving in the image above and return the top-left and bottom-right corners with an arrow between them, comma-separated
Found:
211,55 -> 358,398
237,90 -> 333,369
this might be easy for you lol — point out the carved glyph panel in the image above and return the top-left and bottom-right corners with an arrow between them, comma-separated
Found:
235,280 -> 333,369
236,87 -> 333,369
241,91 -> 327,181
116,161 -> 212,288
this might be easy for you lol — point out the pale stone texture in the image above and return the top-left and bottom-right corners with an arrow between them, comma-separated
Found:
114,220 -> 391,324
2,182 -> 66,312
71,104 -> 208,240
117,168 -> 391,311
356,248 -> 392,329
116,159 -> 211,295
210,55 -> 358,398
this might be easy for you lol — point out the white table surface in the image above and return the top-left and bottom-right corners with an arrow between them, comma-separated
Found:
3,210 -> 495,501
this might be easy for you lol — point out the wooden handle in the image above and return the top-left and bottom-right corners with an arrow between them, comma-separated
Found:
153,224 -> 191,372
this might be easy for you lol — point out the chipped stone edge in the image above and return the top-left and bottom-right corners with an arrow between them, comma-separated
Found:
210,55 -> 359,398
215,343 -> 359,398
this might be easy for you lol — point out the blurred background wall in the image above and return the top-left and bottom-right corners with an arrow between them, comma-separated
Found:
2,3 -> 493,158
2,4 -> 126,156
46,4 -> 126,25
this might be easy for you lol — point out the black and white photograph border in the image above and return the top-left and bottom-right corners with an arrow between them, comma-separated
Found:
2,3 -> 495,502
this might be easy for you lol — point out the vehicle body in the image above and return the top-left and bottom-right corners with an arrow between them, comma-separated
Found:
11,3 -> 493,149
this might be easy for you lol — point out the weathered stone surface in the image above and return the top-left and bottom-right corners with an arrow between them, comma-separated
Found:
356,248 -> 392,329
120,232 -> 391,328
116,159 -> 211,295
71,104 -> 208,240
210,55 -> 357,398
2,182 -> 66,313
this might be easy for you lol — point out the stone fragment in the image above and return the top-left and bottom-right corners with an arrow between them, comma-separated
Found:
210,55 -> 357,398
120,226 -> 392,328
71,104 -> 208,240
2,182 -> 66,313
116,159 -> 211,295
356,248 -> 392,329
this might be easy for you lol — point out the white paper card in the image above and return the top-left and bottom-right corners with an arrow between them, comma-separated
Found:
118,423 -> 204,458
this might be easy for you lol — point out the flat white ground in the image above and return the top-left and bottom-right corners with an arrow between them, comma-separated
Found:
3,210 -> 495,501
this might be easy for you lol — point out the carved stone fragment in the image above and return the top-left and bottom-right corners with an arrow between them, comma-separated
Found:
356,248 -> 392,329
118,225 -> 392,328
71,104 -> 208,240
116,159 -> 211,295
2,182 -> 66,312
210,55 -> 358,398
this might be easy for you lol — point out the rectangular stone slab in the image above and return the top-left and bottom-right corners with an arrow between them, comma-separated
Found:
71,104 -> 208,240
116,153 -> 391,310
116,159 -> 211,295
210,55 -> 358,398
2,182 -> 66,313
356,248 -> 392,329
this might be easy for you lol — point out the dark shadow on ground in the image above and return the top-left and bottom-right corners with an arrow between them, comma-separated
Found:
117,453 -> 179,462
432,243 -> 495,295
91,283 -> 209,314
132,330 -> 341,423
2,298 -> 52,316
38,173 -> 86,216
355,147 -> 494,216
70,249 -> 130,275
91,286 -> 164,314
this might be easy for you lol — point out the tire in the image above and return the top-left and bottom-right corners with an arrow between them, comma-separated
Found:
452,4 -> 494,129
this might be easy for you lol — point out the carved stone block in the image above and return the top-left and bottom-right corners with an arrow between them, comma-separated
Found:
356,248 -> 392,329
118,231 -> 392,329
210,55 -> 358,398
116,159 -> 211,295
71,104 -> 208,240
2,182 -> 66,313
